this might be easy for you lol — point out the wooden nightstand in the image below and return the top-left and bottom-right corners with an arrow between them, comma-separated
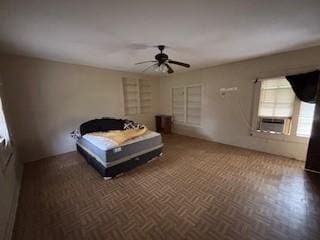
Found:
155,115 -> 172,134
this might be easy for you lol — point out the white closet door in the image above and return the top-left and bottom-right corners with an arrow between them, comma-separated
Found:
172,87 -> 185,122
186,86 -> 201,125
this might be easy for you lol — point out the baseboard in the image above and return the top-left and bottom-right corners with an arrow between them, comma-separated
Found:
3,166 -> 23,240
304,168 -> 320,175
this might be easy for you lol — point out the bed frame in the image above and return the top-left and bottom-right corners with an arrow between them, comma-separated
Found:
77,144 -> 162,179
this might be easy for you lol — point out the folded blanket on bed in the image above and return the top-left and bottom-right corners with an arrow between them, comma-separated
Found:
89,127 -> 148,145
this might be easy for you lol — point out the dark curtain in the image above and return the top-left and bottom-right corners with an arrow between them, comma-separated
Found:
286,70 -> 320,103
286,70 -> 320,172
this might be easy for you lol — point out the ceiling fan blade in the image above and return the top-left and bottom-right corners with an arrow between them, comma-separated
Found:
142,63 -> 157,73
165,63 -> 174,74
135,60 -> 157,65
168,60 -> 190,68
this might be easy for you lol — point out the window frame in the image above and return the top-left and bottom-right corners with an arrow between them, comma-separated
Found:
251,77 -> 311,144
171,84 -> 203,127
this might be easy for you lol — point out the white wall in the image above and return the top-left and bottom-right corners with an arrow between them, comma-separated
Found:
159,46 -> 320,161
0,55 -> 160,163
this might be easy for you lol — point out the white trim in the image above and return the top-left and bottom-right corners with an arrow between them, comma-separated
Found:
250,80 -> 261,132
172,83 -> 204,89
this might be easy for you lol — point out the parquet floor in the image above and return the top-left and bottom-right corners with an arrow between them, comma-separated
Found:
13,134 -> 320,240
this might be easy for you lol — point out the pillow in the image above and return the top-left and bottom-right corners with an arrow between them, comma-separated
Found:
80,118 -> 125,135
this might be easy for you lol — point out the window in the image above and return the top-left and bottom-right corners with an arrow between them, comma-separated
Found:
122,78 -> 152,115
172,85 -> 202,126
297,102 -> 315,137
0,98 -> 9,143
257,77 -> 295,134
253,76 -> 315,141
0,97 -> 12,172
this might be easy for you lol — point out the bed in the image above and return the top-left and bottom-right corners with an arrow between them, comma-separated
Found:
76,118 -> 163,178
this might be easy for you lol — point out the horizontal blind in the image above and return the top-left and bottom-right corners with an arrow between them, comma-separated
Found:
186,86 -> 201,125
122,77 -> 138,115
258,78 -> 295,118
172,87 -> 185,122
297,102 -> 315,137
139,79 -> 152,114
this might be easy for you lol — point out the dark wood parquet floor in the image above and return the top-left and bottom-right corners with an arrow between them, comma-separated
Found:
13,134 -> 320,240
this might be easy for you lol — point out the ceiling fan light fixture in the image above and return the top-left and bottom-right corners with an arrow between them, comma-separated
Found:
160,64 -> 167,73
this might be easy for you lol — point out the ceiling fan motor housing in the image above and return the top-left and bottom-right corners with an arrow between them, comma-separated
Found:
155,53 -> 168,64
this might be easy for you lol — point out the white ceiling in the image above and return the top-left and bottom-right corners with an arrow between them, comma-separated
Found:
1,0 -> 320,74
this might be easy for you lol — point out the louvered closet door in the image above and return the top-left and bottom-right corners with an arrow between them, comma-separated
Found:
186,86 -> 201,125
123,78 -> 139,115
139,79 -> 152,114
172,87 -> 185,122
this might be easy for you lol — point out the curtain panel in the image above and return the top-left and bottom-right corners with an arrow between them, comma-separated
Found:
286,70 -> 320,103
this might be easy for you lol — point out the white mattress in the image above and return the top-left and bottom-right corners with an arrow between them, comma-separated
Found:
82,130 -> 161,151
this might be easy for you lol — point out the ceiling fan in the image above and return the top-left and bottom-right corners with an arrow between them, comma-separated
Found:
135,45 -> 190,74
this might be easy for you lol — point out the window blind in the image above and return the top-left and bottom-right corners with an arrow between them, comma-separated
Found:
186,86 -> 201,125
172,87 -> 185,122
139,79 -> 152,114
258,78 -> 295,118
297,102 -> 315,137
122,77 -> 139,115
